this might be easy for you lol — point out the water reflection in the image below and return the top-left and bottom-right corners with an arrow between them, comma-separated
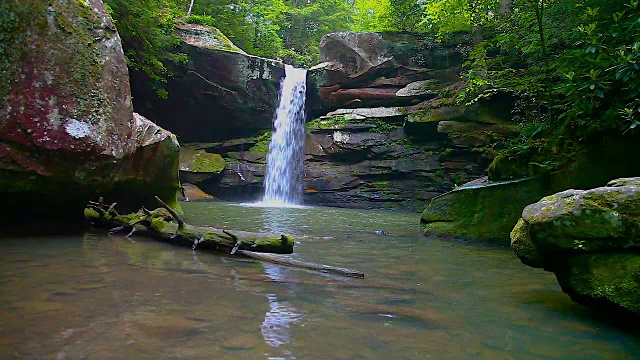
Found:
260,265 -> 303,351
3,203 -> 640,359
261,294 -> 303,348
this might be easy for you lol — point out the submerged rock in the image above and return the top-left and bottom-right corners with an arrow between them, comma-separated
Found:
511,178 -> 640,315
0,0 -> 180,228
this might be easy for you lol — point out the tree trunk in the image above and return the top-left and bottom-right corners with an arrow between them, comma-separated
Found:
237,251 -> 365,278
187,0 -> 195,17
499,0 -> 513,15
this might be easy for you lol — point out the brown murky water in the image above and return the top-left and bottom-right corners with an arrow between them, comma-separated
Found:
1,202 -> 639,359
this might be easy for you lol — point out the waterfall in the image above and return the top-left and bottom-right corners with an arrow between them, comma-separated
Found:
262,65 -> 307,206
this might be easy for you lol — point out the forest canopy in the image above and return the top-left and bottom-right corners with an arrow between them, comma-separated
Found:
105,0 -> 640,134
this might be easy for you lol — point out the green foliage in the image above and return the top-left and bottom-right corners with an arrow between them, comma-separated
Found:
557,1 -> 640,132
0,4 -> 19,99
351,0 -> 394,32
190,0 -> 353,67
455,0 -> 639,145
105,0 -> 186,98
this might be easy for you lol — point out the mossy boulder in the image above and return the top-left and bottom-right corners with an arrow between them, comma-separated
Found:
179,183 -> 214,201
511,178 -> 640,314
176,24 -> 246,54
179,148 -> 226,185
180,149 -> 226,173
0,0 -> 181,229
421,177 -> 550,243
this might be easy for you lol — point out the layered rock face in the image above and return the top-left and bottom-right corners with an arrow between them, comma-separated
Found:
301,32 -> 516,211
307,32 -> 468,117
131,24 -> 285,142
159,31 -> 514,210
0,0 -> 180,228
511,178 -> 640,315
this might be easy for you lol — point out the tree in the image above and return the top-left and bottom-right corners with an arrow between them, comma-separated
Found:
187,0 -> 194,16
352,0 -> 393,32
105,0 -> 187,98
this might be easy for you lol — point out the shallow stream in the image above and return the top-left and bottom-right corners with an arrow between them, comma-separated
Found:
1,202 -> 639,359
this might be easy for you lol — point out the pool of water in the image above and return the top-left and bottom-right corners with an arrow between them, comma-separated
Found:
1,202 -> 639,359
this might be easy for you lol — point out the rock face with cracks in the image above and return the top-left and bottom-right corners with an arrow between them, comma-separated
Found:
0,0 -> 180,228
130,23 -> 285,142
511,178 -> 640,315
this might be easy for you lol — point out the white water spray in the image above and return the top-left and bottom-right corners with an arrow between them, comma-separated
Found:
261,65 -> 307,206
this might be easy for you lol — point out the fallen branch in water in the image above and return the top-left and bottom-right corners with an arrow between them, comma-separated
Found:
237,250 -> 365,278
85,198 -> 365,278
85,198 -> 294,254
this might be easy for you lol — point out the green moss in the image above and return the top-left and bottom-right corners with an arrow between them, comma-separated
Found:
306,115 -> 352,130
180,149 -> 226,173
180,17 -> 246,54
248,131 -> 272,154
563,253 -> 640,314
248,235 -> 295,250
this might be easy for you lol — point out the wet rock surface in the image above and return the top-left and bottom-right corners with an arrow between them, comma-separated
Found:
297,31 -> 515,211
511,178 -> 640,315
178,31 -> 515,210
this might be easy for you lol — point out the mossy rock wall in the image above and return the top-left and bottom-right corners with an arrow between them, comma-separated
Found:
423,132 -> 640,244
421,178 -> 550,243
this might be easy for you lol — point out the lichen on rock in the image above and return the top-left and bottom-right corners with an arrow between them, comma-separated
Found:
0,0 -> 181,228
510,177 -> 640,315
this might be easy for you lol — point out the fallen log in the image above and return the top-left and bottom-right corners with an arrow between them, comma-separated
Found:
237,250 -> 365,278
84,198 -> 366,278
84,197 -> 294,254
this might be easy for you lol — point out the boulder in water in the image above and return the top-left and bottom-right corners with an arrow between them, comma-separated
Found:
511,178 -> 640,314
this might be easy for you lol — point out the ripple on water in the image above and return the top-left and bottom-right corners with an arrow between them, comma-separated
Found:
0,202 -> 639,359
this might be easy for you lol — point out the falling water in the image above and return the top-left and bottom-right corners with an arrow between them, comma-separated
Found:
262,65 -> 307,206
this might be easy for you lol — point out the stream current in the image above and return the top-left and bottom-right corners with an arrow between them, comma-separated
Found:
1,202 -> 639,359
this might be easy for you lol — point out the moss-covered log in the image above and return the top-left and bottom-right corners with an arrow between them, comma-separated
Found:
84,198 -> 294,254
85,198 -> 366,277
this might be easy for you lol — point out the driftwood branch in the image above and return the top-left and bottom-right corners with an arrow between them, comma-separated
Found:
237,250 -> 365,278
155,195 -> 184,229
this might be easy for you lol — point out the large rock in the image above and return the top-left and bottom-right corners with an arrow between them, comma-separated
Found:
0,0 -> 180,228
307,32 -> 471,117
421,177 -> 551,242
315,32 -> 394,86
301,103 -> 507,211
179,147 -> 226,184
511,178 -> 640,314
130,24 -> 285,142
422,132 -> 640,243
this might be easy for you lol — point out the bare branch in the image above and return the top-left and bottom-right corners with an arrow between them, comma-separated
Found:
155,196 -> 184,229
